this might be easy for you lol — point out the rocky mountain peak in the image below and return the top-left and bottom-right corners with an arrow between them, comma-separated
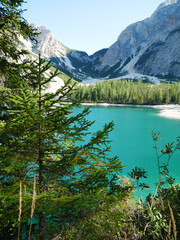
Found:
29,0 -> 180,82
89,0 -> 180,79
158,0 -> 179,9
38,26 -> 49,31
32,25 -> 68,58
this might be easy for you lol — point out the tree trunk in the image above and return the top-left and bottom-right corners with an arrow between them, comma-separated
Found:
38,56 -> 46,239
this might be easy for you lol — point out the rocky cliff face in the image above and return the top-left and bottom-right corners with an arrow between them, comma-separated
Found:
32,25 -> 68,58
91,0 -> 180,79
30,0 -> 180,81
135,28 -> 180,78
31,25 -> 95,80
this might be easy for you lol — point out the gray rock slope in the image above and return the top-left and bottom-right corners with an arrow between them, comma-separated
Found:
31,25 -> 101,80
31,0 -> 180,81
32,25 -> 68,58
92,0 -> 180,79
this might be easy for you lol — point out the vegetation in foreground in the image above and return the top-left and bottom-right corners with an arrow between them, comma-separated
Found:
70,80 -> 180,105
0,1 -> 180,239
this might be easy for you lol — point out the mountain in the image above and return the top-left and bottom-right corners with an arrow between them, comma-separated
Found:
32,25 -> 68,58
30,25 -> 92,81
89,0 -> 180,80
30,0 -> 180,82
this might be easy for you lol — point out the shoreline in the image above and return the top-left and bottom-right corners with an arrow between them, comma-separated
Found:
81,103 -> 180,120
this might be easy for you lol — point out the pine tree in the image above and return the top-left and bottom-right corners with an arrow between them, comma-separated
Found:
0,0 -> 37,87
0,55 -> 123,239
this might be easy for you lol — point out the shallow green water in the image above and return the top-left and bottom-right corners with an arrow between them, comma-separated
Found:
75,105 -> 180,198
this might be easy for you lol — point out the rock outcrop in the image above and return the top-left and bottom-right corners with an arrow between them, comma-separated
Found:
29,0 -> 180,81
91,0 -> 180,79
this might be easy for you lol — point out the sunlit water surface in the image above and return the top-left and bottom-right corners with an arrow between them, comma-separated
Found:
74,105 -> 180,198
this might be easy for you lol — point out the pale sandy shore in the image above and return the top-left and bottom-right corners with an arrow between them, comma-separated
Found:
153,105 -> 180,120
81,103 -> 180,120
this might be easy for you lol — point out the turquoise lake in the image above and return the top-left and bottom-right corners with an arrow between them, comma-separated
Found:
74,105 -> 180,198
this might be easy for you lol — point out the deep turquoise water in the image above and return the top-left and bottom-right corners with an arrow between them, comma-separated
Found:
74,105 -> 180,198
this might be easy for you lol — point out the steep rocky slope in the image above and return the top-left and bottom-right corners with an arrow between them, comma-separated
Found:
90,0 -> 180,79
30,0 -> 180,81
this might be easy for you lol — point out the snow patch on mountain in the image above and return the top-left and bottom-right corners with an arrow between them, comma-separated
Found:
62,57 -> 75,70
114,73 -> 161,83
46,76 -> 64,94
81,77 -> 105,84
158,0 -> 178,9
19,35 -> 32,51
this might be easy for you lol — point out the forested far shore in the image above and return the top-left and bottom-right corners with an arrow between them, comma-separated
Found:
1,0 -> 180,238
70,80 -> 180,105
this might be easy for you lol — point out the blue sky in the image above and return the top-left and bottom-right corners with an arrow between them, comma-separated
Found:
23,0 -> 164,55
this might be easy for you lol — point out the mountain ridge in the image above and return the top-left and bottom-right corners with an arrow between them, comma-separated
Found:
29,0 -> 180,82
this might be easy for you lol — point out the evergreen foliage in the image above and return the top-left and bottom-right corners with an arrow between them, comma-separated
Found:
70,80 -> 180,105
0,1 -> 180,239
52,134 -> 180,240
0,55 -> 124,239
0,0 -> 37,86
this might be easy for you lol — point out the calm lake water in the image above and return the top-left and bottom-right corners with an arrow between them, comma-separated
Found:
74,105 -> 180,198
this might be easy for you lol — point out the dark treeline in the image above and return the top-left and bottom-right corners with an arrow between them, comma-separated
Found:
71,80 -> 180,104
